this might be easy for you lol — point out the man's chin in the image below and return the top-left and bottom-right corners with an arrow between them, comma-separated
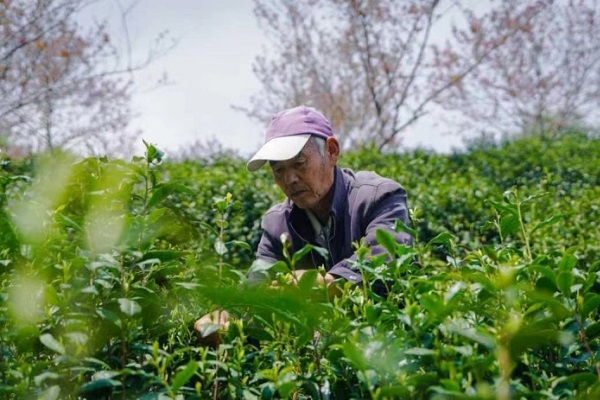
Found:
290,198 -> 315,210
292,201 -> 309,209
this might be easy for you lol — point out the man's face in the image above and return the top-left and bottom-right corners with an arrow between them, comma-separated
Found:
270,137 -> 338,212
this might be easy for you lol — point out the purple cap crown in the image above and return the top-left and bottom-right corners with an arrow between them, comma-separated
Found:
266,105 -> 333,141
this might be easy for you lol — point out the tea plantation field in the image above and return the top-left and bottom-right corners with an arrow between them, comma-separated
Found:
1,132 -> 599,399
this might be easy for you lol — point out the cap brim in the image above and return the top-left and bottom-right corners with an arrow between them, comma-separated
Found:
247,134 -> 311,172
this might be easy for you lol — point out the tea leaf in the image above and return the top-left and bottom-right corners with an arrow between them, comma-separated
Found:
214,239 -> 227,256
531,214 -> 564,234
557,272 -> 574,296
227,240 -> 252,251
97,308 -> 122,328
427,232 -> 454,247
292,244 -> 314,264
170,361 -> 199,392
78,379 -> 121,396
118,298 -> 142,316
405,347 -> 436,356
378,385 -> 410,397
486,199 -> 516,215
298,269 -> 318,294
343,342 -> 368,372
39,333 -> 65,355
393,219 -> 416,237
500,214 -> 519,237
582,294 -> 600,318
558,254 -> 577,273
375,228 -> 398,256
585,321 -> 600,340
39,385 -> 61,400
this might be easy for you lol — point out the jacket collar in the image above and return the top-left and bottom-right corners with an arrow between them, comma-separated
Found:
329,166 -> 348,221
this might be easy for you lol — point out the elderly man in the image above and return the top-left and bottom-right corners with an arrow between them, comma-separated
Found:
195,105 -> 412,340
247,104 -> 412,284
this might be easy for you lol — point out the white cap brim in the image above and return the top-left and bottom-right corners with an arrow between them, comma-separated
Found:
247,134 -> 311,172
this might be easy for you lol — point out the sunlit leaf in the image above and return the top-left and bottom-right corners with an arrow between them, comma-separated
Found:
118,298 -> 142,316
39,333 -> 65,355
558,254 -> 577,272
449,327 -> 495,349
198,323 -> 220,338
174,282 -> 201,289
39,385 -> 61,400
34,372 -> 60,386
170,361 -> 199,392
405,347 -> 436,356
214,239 -> 227,255
343,341 -> 367,372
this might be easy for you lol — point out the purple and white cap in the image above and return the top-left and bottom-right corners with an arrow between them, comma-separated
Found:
247,105 -> 334,172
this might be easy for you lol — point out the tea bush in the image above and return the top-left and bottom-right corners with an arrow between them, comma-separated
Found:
0,134 -> 599,399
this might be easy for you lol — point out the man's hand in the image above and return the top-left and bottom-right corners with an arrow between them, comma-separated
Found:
292,269 -> 335,286
194,310 -> 230,348
271,269 -> 334,286
271,269 -> 340,298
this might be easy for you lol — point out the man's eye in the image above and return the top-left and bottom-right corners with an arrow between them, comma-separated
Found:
294,160 -> 305,168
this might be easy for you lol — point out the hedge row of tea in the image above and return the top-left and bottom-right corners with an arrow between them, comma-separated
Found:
0,133 -> 599,399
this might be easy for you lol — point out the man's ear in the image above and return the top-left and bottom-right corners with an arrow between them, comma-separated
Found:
326,137 -> 340,163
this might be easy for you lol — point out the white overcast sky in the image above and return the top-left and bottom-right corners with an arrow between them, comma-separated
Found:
91,0 -> 465,158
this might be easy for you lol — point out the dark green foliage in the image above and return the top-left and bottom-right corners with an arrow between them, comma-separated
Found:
0,134 -> 599,398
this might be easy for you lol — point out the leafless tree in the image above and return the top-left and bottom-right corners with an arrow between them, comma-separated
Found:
433,0 -> 600,140
0,0 -> 173,156
239,0 -> 549,150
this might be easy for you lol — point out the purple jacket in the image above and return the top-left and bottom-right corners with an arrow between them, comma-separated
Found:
255,166 -> 412,283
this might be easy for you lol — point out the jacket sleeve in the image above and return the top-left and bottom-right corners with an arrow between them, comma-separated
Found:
255,229 -> 281,265
247,223 -> 282,285
327,182 -> 412,284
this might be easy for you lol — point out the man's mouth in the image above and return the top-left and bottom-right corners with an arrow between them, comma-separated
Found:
291,189 -> 307,198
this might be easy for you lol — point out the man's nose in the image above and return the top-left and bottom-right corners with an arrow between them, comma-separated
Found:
284,170 -> 299,185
